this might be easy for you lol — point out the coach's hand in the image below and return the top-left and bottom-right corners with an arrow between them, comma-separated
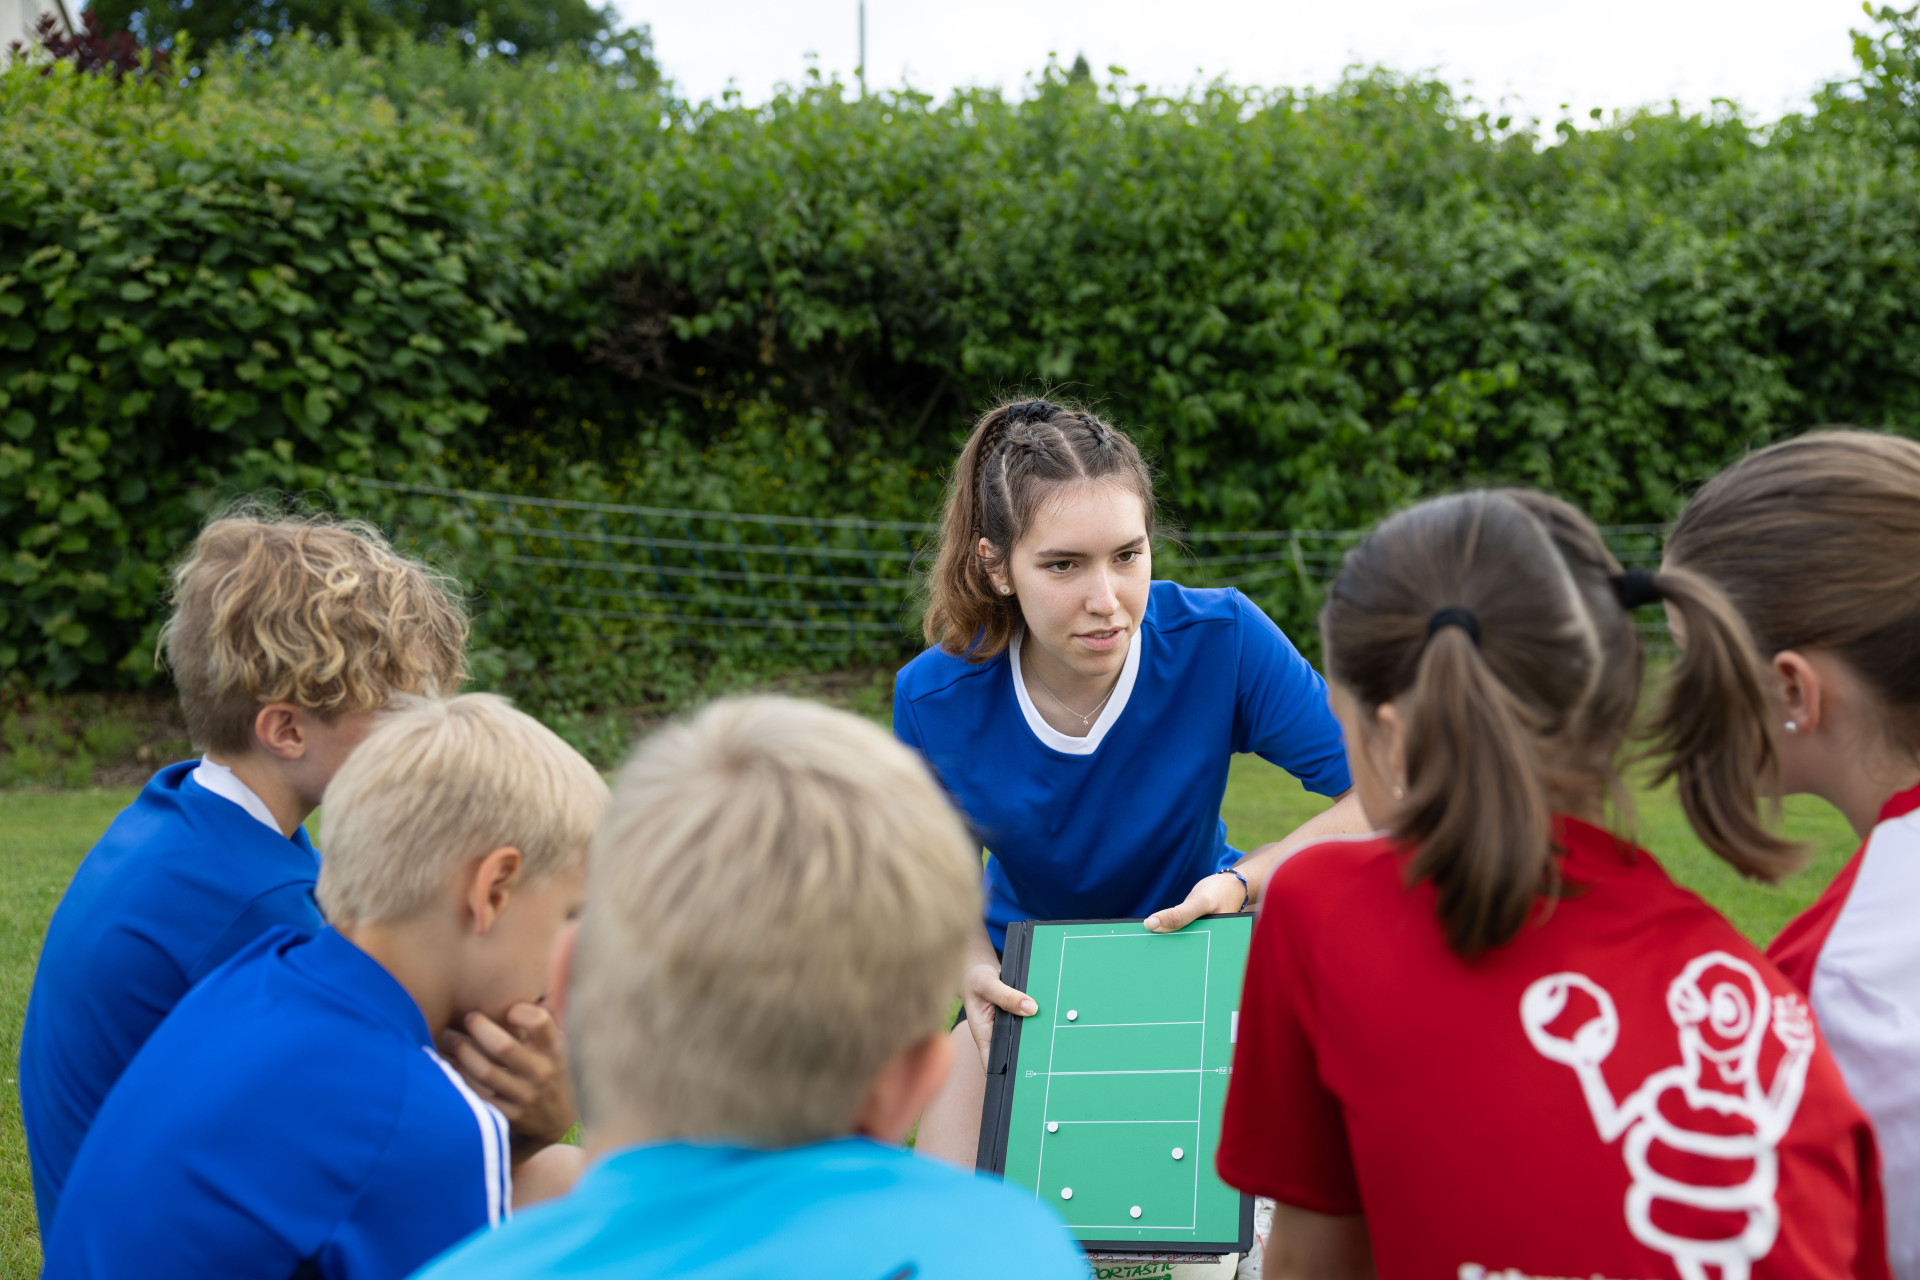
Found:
962,961 -> 1037,1069
1145,870 -> 1250,934
439,1002 -> 577,1146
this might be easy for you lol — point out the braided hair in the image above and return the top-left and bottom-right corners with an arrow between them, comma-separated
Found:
924,398 -> 1157,659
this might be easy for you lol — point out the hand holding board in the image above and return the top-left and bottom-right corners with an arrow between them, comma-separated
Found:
975,915 -> 1255,1257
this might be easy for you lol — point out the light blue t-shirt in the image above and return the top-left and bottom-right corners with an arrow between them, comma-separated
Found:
411,1138 -> 1085,1280
894,581 -> 1350,948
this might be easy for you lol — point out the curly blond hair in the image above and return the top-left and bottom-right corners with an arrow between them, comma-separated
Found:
159,511 -> 470,754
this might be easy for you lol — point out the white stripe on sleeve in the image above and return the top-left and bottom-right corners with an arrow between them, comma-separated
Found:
424,1047 -> 513,1226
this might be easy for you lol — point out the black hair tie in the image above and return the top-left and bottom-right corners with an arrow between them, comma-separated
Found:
1613,568 -> 1662,611
1426,606 -> 1481,646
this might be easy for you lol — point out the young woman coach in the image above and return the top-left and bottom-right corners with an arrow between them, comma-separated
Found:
893,399 -> 1368,1165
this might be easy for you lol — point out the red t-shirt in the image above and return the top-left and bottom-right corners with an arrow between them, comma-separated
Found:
1218,818 -> 1888,1280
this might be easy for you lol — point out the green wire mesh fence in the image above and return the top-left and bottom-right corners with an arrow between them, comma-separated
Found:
336,479 -> 1672,659
345,478 -> 932,657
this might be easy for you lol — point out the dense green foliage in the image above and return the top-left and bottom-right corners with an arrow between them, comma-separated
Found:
0,47 -> 532,683
1831,3 -> 1920,150
3,16 -> 1919,698
85,0 -> 643,63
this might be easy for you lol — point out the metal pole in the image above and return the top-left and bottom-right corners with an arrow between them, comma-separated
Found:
858,0 -> 866,95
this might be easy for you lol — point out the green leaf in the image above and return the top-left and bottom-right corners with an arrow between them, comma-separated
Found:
304,387 -> 334,427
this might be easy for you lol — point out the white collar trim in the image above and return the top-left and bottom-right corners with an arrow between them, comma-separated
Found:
1009,624 -> 1143,756
192,756 -> 284,835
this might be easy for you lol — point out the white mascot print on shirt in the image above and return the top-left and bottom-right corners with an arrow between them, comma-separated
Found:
1519,951 -> 1815,1280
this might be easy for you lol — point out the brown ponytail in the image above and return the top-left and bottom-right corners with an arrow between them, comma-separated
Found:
922,399 -> 1157,660
1397,623 -> 1555,955
1324,492 -> 1611,958
1502,487 -> 1797,877
1665,429 -> 1920,771
1326,486 -> 1817,955
1641,566 -> 1803,879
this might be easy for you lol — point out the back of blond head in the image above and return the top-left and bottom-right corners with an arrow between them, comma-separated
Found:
573,696 -> 979,1145
318,694 -> 608,927
159,508 -> 469,754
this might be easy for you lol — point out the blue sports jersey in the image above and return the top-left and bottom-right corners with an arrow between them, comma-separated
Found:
45,925 -> 511,1280
410,1138 -> 1084,1280
20,759 -> 324,1230
894,582 -> 1350,947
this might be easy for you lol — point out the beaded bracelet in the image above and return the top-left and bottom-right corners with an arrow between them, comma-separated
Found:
1221,868 -> 1251,912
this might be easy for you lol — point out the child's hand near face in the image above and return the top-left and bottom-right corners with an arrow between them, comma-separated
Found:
438,1003 -> 577,1148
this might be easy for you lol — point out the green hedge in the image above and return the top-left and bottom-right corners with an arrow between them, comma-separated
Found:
551,78 -> 1920,532
4,23 -> 1919,693
0,51 -> 522,685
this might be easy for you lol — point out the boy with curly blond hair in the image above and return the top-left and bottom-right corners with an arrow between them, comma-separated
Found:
19,511 -> 471,1232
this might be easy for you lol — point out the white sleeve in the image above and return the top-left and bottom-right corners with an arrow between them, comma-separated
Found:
1809,809 -> 1920,1280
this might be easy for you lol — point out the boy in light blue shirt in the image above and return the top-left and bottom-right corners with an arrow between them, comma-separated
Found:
413,697 -> 1084,1280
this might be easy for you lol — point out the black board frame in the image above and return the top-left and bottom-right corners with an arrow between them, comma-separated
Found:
974,914 -> 1256,1257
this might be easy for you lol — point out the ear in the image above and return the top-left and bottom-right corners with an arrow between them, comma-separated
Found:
978,536 -> 1010,596
252,702 -> 310,762
545,919 -> 580,1031
1772,651 -> 1823,735
1373,701 -> 1409,793
853,1031 -> 955,1146
463,846 -> 524,936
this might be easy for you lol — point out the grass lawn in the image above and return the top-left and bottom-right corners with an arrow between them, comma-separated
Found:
0,762 -> 1862,1277
2,787 -> 139,1280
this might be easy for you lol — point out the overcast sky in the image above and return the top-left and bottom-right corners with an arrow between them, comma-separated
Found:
617,1 -> 1867,124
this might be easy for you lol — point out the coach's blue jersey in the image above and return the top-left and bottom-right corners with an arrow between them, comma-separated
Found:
44,926 -> 511,1280
895,581 -> 1350,948
411,1138 -> 1083,1280
20,760 -> 323,1230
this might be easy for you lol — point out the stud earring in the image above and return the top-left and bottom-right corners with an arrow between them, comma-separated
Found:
1393,784 -> 1405,800
999,585 -> 1012,595
1784,720 -> 1799,735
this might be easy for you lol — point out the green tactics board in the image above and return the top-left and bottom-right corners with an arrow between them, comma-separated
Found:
975,915 -> 1254,1256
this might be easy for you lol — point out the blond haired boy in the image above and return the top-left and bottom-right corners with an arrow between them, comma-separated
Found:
47,694 -> 608,1280
20,512 -> 474,1231
413,697 -> 1085,1280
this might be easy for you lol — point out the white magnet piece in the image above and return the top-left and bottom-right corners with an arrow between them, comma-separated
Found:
1066,1010 -> 1078,1021
1047,1121 -> 1058,1133
1171,1147 -> 1185,1160
1060,1187 -> 1073,1200
1130,1206 -> 1142,1219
